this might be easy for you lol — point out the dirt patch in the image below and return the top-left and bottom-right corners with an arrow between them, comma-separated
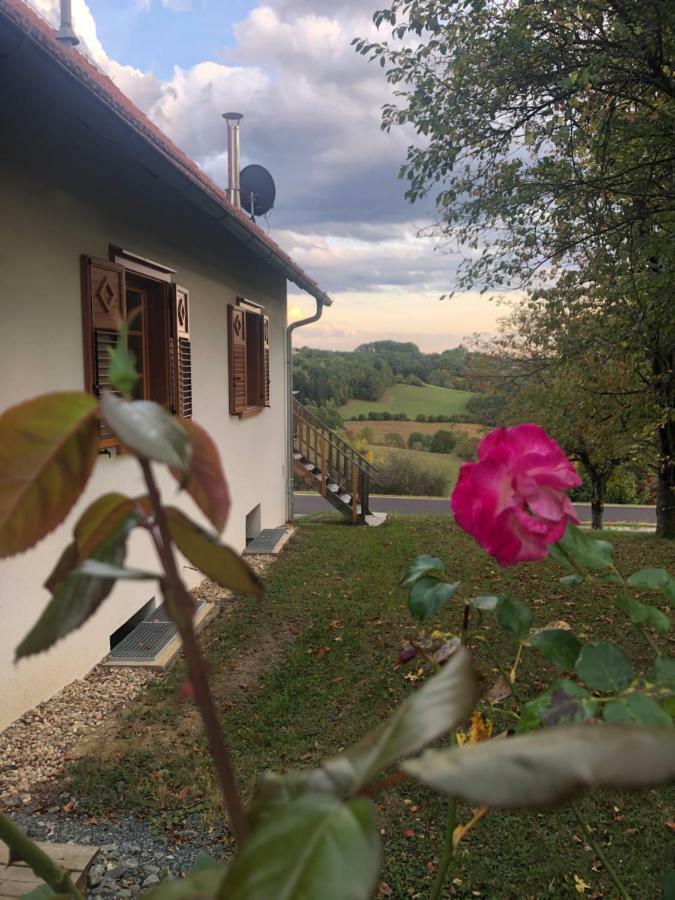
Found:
0,551 -> 291,810
345,420 -> 485,443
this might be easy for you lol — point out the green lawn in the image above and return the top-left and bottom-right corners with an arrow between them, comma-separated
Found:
339,383 -> 475,418
372,445 -> 462,495
69,519 -> 674,898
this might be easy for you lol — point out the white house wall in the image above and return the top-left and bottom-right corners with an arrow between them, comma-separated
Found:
0,156 -> 288,730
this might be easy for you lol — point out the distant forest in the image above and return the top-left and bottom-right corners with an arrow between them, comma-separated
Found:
293,341 -> 499,423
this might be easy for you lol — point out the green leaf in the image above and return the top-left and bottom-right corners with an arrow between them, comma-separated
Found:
0,392 -> 99,558
550,523 -> 614,573
171,419 -> 230,533
144,862 -> 227,899
402,725 -> 675,808
530,629 -> 582,671
628,568 -> 675,605
661,871 -> 675,900
43,542 -> 79,594
603,694 -> 673,728
616,595 -> 650,624
107,332 -> 138,400
400,554 -> 445,587
560,574 -> 584,587
467,594 -> 500,610
166,507 -> 262,596
497,596 -> 532,640
649,657 -> 675,690
218,794 -> 381,900
647,607 -> 671,634
76,560 -> 158,580
16,513 -> 138,659
100,393 -> 192,473
407,577 -> 461,620
249,645 -> 477,816
575,642 -> 633,692
518,680 -> 597,734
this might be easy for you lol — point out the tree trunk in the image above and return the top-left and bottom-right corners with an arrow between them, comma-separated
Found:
655,419 -> 675,539
590,472 -> 606,530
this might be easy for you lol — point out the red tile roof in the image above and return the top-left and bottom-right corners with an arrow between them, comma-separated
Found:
0,0 -> 332,305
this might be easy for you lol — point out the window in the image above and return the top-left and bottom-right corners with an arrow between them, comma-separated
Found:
227,299 -> 270,416
81,253 -> 192,447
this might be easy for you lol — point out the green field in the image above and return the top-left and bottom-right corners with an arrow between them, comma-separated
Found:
372,445 -> 462,495
339,383 -> 475,418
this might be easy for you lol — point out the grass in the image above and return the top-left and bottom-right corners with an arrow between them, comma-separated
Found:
345,420 -> 484,444
68,519 -> 674,898
339,383 -> 475,419
372,445 -> 462,495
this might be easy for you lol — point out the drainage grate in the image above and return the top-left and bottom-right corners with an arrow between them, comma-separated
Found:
243,527 -> 287,555
109,622 -> 177,662
146,601 -> 204,623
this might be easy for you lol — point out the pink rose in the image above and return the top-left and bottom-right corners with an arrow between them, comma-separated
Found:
451,424 -> 581,566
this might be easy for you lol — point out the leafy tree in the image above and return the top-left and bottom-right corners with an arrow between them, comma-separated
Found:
408,431 -> 430,450
305,402 -> 344,432
490,304 -> 652,528
383,431 -> 405,447
430,430 -> 458,454
357,0 -> 675,536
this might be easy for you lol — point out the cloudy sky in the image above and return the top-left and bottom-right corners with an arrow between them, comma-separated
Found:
31,0 -> 511,351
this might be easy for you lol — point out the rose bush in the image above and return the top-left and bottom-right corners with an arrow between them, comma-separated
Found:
451,423 -> 581,565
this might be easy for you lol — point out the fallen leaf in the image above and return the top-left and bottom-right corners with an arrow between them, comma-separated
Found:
377,883 -> 394,897
486,676 -> 512,705
574,874 -> 590,894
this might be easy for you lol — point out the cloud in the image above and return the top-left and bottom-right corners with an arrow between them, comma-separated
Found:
26,0 -> 506,348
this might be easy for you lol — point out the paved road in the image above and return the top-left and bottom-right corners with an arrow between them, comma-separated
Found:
294,494 -> 656,524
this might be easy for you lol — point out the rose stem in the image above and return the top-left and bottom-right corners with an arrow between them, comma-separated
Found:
139,459 -> 249,845
0,813 -> 85,900
570,801 -> 632,900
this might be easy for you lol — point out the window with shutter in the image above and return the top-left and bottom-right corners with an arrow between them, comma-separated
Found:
171,285 -> 192,419
227,301 -> 270,416
263,315 -> 271,407
81,252 -> 193,447
81,255 -> 126,446
228,304 -> 248,415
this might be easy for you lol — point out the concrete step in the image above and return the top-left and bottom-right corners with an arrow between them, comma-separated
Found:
365,512 -> 387,527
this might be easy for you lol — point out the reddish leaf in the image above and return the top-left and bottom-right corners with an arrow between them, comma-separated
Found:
43,493 -> 137,594
74,492 -> 135,558
0,392 -> 99,557
171,419 -> 230,532
166,506 -> 262,596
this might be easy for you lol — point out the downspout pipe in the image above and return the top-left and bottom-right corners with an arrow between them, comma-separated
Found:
286,294 -> 332,521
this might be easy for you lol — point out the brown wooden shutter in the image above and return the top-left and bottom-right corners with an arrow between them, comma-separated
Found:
262,314 -> 271,407
228,304 -> 248,415
170,285 -> 193,418
81,255 -> 126,444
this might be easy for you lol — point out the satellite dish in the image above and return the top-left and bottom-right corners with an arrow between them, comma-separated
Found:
240,164 -> 276,218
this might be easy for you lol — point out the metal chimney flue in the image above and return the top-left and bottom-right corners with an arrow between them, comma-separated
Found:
56,0 -> 80,45
223,112 -> 243,209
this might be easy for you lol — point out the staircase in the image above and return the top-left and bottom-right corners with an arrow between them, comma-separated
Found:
292,399 -> 384,525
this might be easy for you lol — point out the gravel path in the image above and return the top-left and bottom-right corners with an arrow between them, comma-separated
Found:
9,806 -> 227,897
0,666 -> 155,808
1,554 -> 280,896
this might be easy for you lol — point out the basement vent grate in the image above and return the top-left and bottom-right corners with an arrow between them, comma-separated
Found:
243,527 -> 288,555
108,622 -> 177,662
145,601 -> 205,623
